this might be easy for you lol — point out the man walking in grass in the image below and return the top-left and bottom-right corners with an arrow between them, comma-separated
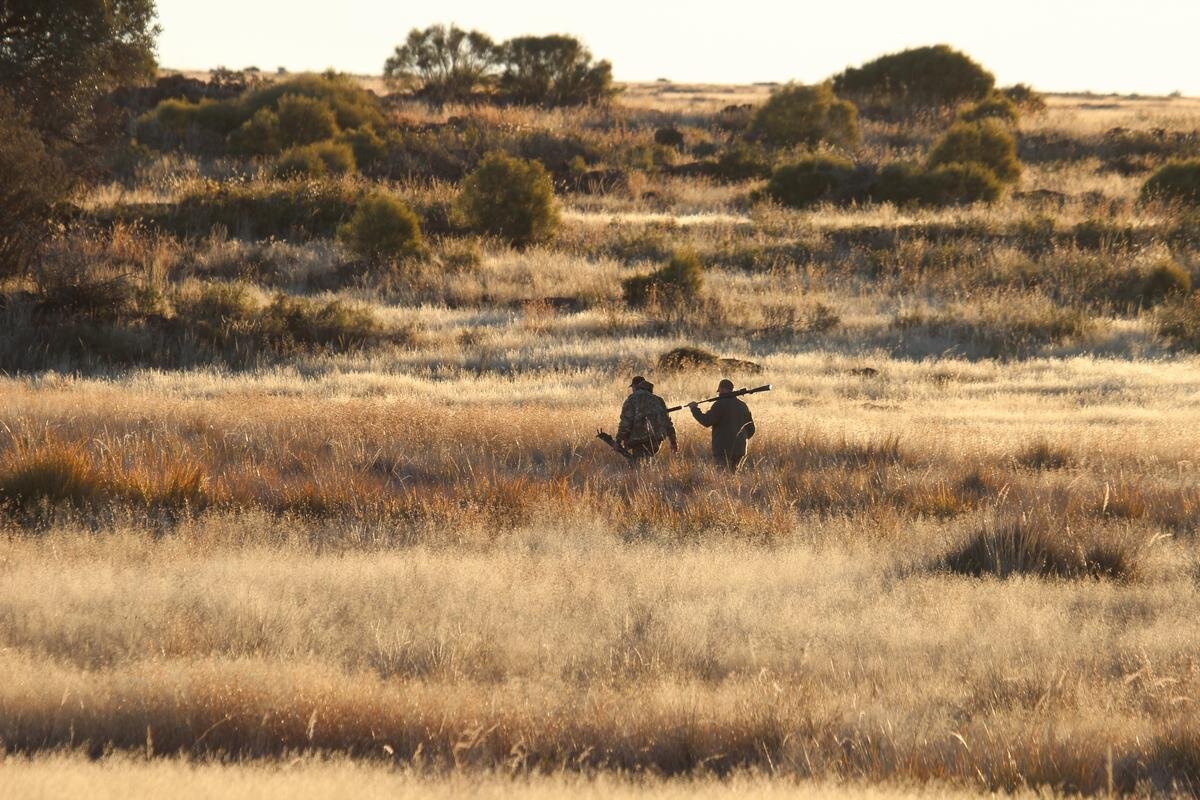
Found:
616,376 -> 677,462
688,378 -> 756,471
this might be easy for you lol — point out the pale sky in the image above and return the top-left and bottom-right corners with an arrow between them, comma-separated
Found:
157,0 -> 1200,96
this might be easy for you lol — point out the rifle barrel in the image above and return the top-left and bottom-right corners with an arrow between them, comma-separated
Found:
667,384 -> 771,413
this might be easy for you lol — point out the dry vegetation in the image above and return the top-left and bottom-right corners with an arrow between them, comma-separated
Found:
6,82 -> 1200,797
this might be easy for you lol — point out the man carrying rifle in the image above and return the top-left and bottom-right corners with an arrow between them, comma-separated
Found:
617,376 -> 677,462
688,378 -> 756,471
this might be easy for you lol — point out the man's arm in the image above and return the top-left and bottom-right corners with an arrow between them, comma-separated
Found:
689,400 -> 720,427
743,405 -> 755,439
662,400 -> 678,451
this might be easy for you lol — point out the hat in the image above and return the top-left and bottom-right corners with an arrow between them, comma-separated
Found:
630,375 -> 646,388
718,379 -> 735,392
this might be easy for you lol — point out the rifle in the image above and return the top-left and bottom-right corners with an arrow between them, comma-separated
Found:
596,430 -> 634,463
666,384 -> 772,413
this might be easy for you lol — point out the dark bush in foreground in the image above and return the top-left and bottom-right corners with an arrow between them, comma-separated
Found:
927,120 -> 1022,184
338,194 -> 423,263
622,250 -> 704,307
749,83 -> 858,149
941,512 -> 1140,580
875,161 -> 1002,206
273,142 -> 356,179
457,153 -> 558,245
714,142 -> 773,181
1141,159 -> 1200,205
832,45 -> 994,112
765,155 -> 856,208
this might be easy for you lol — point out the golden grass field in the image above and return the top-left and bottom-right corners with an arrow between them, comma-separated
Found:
5,82 -> 1200,797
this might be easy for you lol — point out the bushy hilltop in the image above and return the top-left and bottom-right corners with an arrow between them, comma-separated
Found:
4,11 -> 1200,374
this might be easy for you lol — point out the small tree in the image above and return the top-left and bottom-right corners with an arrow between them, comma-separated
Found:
0,94 -> 69,277
383,24 -> 498,106
749,83 -> 858,149
457,153 -> 559,246
498,35 -> 615,107
927,119 -> 1022,184
338,193 -> 423,262
958,93 -> 1020,126
832,45 -> 994,112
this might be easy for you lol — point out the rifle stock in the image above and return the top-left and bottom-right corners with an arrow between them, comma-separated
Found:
667,384 -> 771,414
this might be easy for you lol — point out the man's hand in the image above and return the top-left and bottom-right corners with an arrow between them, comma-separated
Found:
687,401 -> 699,410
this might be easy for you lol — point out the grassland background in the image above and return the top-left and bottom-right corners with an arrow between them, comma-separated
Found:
4,82 -> 1200,797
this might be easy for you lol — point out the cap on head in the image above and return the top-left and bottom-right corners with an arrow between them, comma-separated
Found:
630,375 -> 647,388
718,379 -> 734,393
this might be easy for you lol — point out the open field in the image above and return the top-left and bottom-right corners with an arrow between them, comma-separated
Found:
5,81 -> 1200,796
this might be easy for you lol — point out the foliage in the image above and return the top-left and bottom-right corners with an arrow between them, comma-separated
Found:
226,108 -> 282,156
337,126 -> 388,168
832,45 -> 994,111
749,83 -> 859,149
498,35 -> 615,107
714,141 -> 773,181
958,93 -> 1020,126
920,162 -> 1004,205
654,127 -> 685,149
1157,291 -> 1200,350
765,155 -> 857,208
275,94 -> 339,147
337,194 -> 423,262
273,142 -> 355,179
457,152 -> 559,245
927,120 -> 1022,183
1141,159 -> 1200,205
1140,259 -> 1192,307
0,95 -> 69,278
0,0 -> 158,153
999,83 -> 1046,112
622,250 -> 705,307
384,24 -> 498,106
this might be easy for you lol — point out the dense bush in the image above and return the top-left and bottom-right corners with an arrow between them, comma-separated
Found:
927,120 -> 1022,184
337,126 -> 388,168
765,155 -> 857,208
958,93 -> 1020,126
498,35 -> 615,107
457,153 -> 559,245
0,95 -> 70,278
714,142 -> 773,181
140,181 -> 363,240
1141,159 -> 1200,205
622,250 -> 705,307
275,94 -> 338,147
226,108 -> 282,156
1000,84 -> 1046,112
1139,259 -> 1192,306
654,127 -> 685,149
337,194 -> 423,262
832,45 -> 994,111
272,142 -> 355,178
749,83 -> 858,149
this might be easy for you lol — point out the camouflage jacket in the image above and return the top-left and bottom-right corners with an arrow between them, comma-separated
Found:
617,385 -> 676,446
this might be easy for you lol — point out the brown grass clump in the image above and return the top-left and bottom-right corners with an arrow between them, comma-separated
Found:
940,510 -> 1142,581
1014,439 -> 1074,470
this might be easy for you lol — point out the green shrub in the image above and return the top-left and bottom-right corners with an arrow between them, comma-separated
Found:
135,97 -> 243,152
714,141 -> 773,181
260,294 -> 381,350
243,73 -> 387,132
337,193 -> 423,262
1157,291 -> 1200,349
765,155 -> 856,208
922,163 -> 1004,205
749,83 -> 858,149
1000,84 -> 1046,112
275,94 -> 338,147
337,126 -> 388,168
457,152 -> 559,245
832,45 -> 994,111
870,161 -> 928,205
927,120 -> 1022,184
622,250 -> 704,307
226,108 -> 282,156
273,146 -> 328,179
958,93 -> 1020,126
1141,159 -> 1200,205
158,181 -> 362,240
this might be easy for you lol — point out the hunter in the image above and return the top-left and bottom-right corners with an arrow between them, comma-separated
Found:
688,378 -> 756,470
616,376 -> 677,461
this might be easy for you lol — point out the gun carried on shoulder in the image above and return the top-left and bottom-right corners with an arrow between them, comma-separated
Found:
667,384 -> 771,414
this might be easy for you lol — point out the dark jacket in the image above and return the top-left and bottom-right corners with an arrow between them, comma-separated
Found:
690,394 -> 755,467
